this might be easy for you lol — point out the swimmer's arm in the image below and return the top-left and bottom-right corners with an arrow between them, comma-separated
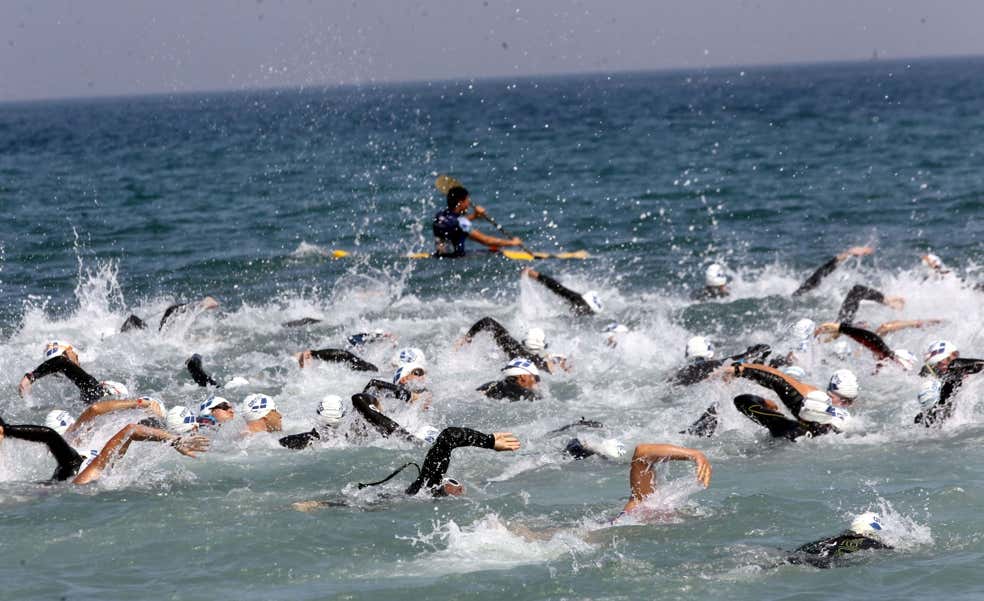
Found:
19,356 -> 102,401
278,429 -> 321,450
73,425 -> 209,485
186,354 -> 220,387
622,444 -> 711,514
949,358 -> 984,378
66,398 -> 165,436
838,323 -> 893,361
159,297 -> 219,330
351,393 -> 414,440
734,363 -> 814,413
467,228 -> 522,249
361,379 -> 412,403
523,269 -> 594,315
0,423 -> 83,481
305,349 -> 378,372
792,257 -> 840,296
837,285 -> 904,323
406,429 -> 519,494
875,319 -> 943,337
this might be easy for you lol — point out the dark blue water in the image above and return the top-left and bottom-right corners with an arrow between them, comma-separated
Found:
0,57 -> 982,601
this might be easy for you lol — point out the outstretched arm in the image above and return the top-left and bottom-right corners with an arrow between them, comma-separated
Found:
73,424 -> 209,485
66,398 -> 165,436
405,428 -> 519,495
186,354 -> 220,387
622,444 -> 711,514
350,393 -> 414,440
159,297 -> 219,331
820,322 -> 894,361
792,247 -> 873,297
0,420 -> 83,481
875,319 -> 943,337
298,349 -> 378,372
734,363 -> 816,415
19,355 -> 103,404
522,268 -> 594,315
837,285 -> 904,323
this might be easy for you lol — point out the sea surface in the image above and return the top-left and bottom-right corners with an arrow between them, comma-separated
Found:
0,57 -> 982,600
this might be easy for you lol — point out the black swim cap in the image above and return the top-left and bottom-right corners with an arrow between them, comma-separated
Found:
446,186 -> 469,209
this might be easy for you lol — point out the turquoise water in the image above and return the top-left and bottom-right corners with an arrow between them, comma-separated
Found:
0,57 -> 982,600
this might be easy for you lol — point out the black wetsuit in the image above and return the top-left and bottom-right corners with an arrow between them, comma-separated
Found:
691,286 -> 729,301
307,349 -> 378,372
464,317 -> 549,371
279,426 -> 333,450
120,302 -> 200,332
186,354 -> 220,387
283,317 -> 322,328
24,356 -> 104,405
405,427 -> 496,495
533,273 -> 596,316
0,418 -> 83,481
670,344 -> 771,387
788,533 -> 892,568
792,256 -> 842,297
914,358 -> 984,427
837,285 -> 887,323
836,323 -> 893,362
477,378 -> 539,401
349,392 -> 416,441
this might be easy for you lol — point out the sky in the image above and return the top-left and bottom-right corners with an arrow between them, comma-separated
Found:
2,0 -> 983,102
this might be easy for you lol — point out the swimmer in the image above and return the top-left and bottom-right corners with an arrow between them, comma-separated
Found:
615,444 -> 711,520
477,358 -> 542,401
197,395 -> 236,427
295,348 -> 378,372
521,268 -> 603,316
18,341 -> 129,404
914,340 -> 984,427
792,246 -> 875,297
241,394 -> 283,434
692,263 -> 731,300
279,396 -> 347,449
456,317 -> 568,373
433,186 -> 523,257
685,364 -> 857,440
787,512 -> 892,568
46,397 -> 167,444
120,296 -> 219,332
670,336 -> 771,386
813,322 -> 917,370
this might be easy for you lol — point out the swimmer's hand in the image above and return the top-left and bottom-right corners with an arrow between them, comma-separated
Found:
884,296 -> 905,311
693,451 -> 712,487
814,322 -> 842,340
296,350 -> 313,368
493,432 -> 521,452
839,246 -> 874,260
521,268 -> 540,279
199,296 -> 220,311
172,435 -> 210,458
506,237 -> 523,247
18,375 -> 32,398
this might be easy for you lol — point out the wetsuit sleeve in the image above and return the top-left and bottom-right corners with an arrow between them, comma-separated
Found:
27,356 -> 103,404
310,349 -> 379,372
120,314 -> 147,332
283,317 -> 322,328
464,317 -> 547,369
362,379 -> 412,403
948,358 -> 984,379
278,429 -> 321,450
792,257 -> 839,297
839,323 -> 893,360
790,534 -> 892,568
350,393 -> 414,440
1,423 -> 83,481
159,303 -> 190,330
535,273 -> 594,316
186,354 -> 219,387
405,427 -> 495,495
837,285 -> 885,323
670,359 -> 725,386
737,363 -> 815,415
729,344 -> 772,364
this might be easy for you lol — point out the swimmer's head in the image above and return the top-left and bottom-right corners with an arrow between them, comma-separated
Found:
393,363 -> 427,388
242,394 -> 277,422
199,395 -> 235,423
99,380 -> 130,399
827,369 -> 859,404
43,341 -> 76,363
502,358 -> 540,388
581,291 -> 604,314
434,477 -> 465,497
924,340 -> 958,372
704,263 -> 728,288
922,253 -> 945,272
45,410 -> 75,436
166,406 -> 198,434
685,336 -> 714,361
595,438 -> 627,460
446,186 -> 470,211
849,512 -> 885,538
522,327 -> 547,353
391,347 -> 426,368
315,395 -> 346,428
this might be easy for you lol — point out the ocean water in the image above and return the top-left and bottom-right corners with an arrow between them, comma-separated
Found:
0,57 -> 982,600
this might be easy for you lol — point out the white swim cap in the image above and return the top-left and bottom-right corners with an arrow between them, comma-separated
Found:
892,349 -> 917,371
100,381 -> 129,399
790,318 -> 816,340
828,369 -> 859,401
224,376 -> 249,389
781,365 -> 807,380
705,263 -> 728,287
595,438 -> 627,460
502,357 -> 540,379
391,347 -> 426,368
315,395 -> 346,427
798,390 -> 852,427
924,340 -> 957,367
685,336 -> 714,360
42,341 -> 73,361
45,410 -> 75,436
850,512 -> 885,537
199,395 -> 230,416
413,425 -> 441,445
832,340 -> 851,360
523,327 -> 547,352
242,394 -> 276,422
581,291 -> 604,314
392,362 -> 426,384
917,379 -> 941,408
166,406 -> 197,433
922,253 -> 944,270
